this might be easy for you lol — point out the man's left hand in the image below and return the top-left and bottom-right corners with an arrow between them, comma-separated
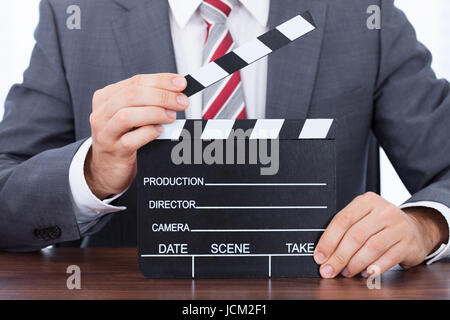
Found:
314,192 -> 449,278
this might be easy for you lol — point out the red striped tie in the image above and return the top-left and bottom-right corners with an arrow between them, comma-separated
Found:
200,0 -> 247,119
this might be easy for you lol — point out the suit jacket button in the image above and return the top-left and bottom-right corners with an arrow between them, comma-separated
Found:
34,228 -> 49,240
33,228 -> 43,239
48,226 -> 61,240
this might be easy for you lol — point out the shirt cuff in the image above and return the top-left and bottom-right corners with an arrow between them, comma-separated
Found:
400,201 -> 450,264
69,137 -> 127,224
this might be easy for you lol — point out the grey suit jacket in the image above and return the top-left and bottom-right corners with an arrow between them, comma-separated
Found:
1,0 -> 449,250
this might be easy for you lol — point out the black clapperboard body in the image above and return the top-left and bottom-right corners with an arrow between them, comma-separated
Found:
137,119 -> 336,278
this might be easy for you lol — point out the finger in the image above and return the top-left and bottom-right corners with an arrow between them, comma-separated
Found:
93,73 -> 187,105
107,106 -> 177,138
319,206 -> 388,278
361,242 -> 406,277
117,124 -> 164,156
314,192 -> 381,265
342,227 -> 402,277
100,86 -> 189,119
125,74 -> 187,91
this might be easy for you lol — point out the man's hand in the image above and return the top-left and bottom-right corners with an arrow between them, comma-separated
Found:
85,73 -> 189,199
314,192 -> 449,278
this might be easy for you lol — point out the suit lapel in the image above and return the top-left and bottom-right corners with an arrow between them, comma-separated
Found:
266,0 -> 327,119
112,0 -> 186,119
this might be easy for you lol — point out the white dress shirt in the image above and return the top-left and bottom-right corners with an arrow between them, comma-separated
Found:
68,0 -> 450,263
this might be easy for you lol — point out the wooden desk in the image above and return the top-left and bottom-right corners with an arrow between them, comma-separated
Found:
0,248 -> 448,299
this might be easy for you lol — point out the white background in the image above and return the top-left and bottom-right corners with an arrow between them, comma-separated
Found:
0,0 -> 449,205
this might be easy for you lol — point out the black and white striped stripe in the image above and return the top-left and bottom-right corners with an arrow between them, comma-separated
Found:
156,119 -> 335,140
182,12 -> 316,97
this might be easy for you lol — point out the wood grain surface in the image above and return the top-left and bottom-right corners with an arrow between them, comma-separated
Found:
0,248 -> 448,299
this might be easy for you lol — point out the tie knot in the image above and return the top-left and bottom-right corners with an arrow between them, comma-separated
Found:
200,0 -> 237,24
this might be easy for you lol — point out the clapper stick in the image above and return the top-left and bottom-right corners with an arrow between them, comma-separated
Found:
182,12 -> 316,97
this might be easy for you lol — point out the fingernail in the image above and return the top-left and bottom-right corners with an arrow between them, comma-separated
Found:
361,270 -> 368,278
177,94 -> 189,106
314,252 -> 327,264
173,77 -> 186,88
155,125 -> 163,133
321,265 -> 334,278
166,110 -> 176,119
341,267 -> 350,277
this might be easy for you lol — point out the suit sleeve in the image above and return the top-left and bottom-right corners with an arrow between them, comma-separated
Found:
373,0 -> 450,250
0,0 -> 84,250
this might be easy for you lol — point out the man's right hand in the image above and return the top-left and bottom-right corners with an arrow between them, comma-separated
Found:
85,73 -> 189,199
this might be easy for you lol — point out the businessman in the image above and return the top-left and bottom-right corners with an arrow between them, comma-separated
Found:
0,0 -> 449,279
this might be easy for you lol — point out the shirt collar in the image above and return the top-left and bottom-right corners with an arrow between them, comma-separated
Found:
168,0 -> 270,29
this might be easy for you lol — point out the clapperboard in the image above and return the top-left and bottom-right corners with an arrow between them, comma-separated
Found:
137,13 -> 337,278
